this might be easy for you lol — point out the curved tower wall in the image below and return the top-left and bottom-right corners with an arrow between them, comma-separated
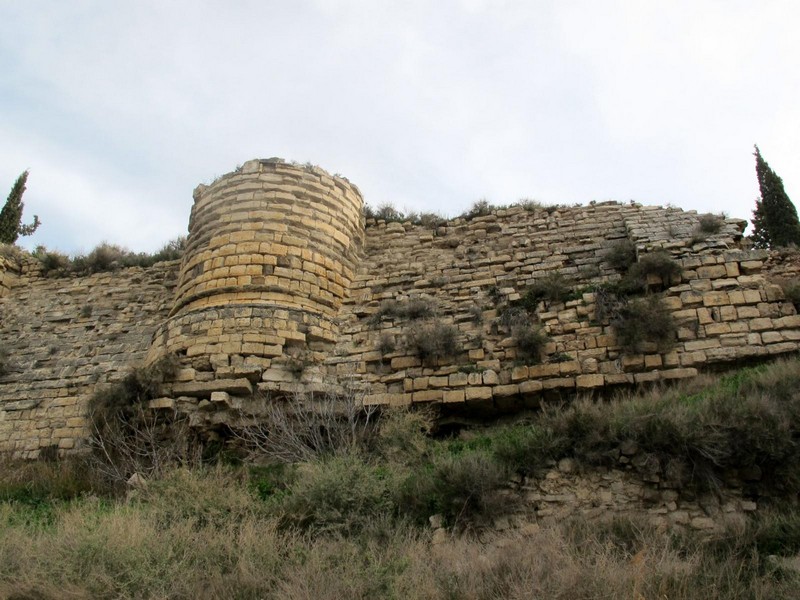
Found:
148,159 -> 363,385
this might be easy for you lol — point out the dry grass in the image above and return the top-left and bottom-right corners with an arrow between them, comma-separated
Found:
1,477 -> 798,600
4,360 -> 800,597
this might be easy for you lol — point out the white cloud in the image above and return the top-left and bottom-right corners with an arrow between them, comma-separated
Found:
2,0 -> 799,252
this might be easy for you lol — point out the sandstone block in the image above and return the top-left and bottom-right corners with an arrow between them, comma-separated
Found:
519,380 -> 543,394
442,390 -> 466,403
465,386 -> 493,401
576,374 -> 604,388
172,378 -> 253,397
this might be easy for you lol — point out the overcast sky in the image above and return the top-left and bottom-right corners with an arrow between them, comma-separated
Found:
1,1 -> 798,255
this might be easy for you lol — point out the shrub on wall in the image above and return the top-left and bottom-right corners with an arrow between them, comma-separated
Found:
624,251 -> 682,291
406,320 -> 461,363
0,348 -> 9,377
697,213 -> 724,234
512,323 -> 549,363
521,272 -> 578,309
612,295 -> 676,353
607,239 -> 637,272
370,297 -> 437,324
33,237 -> 186,277
462,199 -> 494,220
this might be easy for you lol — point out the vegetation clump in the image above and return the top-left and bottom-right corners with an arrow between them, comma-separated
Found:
370,297 -> 437,324
697,213 -> 725,234
405,320 -> 461,363
611,294 -> 677,353
33,237 -> 186,276
518,272 -> 576,309
512,323 -> 549,363
623,251 -> 682,291
606,239 -> 637,272
462,198 -> 494,220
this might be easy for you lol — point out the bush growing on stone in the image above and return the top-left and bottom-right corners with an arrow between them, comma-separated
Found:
377,333 -> 396,355
777,279 -> 800,310
33,237 -> 186,276
0,348 -> 9,377
624,251 -> 682,290
512,323 -> 549,363
462,198 -> 493,220
612,294 -> 676,353
375,203 -> 404,223
237,387 -> 380,463
520,272 -> 574,309
406,320 -> 461,363
697,213 -> 724,234
33,246 -> 71,275
416,212 -> 446,228
606,239 -> 637,272
370,297 -> 437,324
517,198 -> 545,211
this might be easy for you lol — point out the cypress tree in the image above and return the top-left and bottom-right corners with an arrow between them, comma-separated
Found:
751,146 -> 800,248
0,171 -> 40,244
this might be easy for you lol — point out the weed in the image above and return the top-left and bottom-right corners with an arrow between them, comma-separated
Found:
606,239 -> 637,272
277,454 -> 397,534
370,297 -> 437,324
698,213 -> 725,234
612,294 -> 676,353
512,324 -> 549,363
405,320 -> 461,363
517,198 -> 544,211
462,199 -> 493,220
624,251 -> 682,290
519,272 -> 575,309
468,304 -> 484,324
377,333 -> 396,355
0,349 -> 9,377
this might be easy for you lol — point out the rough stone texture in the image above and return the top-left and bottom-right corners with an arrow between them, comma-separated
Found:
502,464 -> 753,534
0,262 -> 178,457
147,159 -> 364,397
2,160 -> 800,457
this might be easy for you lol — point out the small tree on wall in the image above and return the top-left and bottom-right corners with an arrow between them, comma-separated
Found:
0,170 -> 40,244
751,146 -> 800,248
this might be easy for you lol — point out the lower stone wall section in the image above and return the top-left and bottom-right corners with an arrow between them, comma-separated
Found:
0,262 -> 179,458
501,461 -> 755,535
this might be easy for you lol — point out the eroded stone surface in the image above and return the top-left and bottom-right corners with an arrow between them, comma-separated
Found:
2,161 -> 800,457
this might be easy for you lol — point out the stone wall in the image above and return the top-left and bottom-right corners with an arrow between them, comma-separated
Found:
324,202 -> 799,411
2,159 -> 800,456
490,458 -> 757,537
0,262 -> 179,457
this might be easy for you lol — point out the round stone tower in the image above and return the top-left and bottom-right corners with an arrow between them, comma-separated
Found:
148,159 -> 364,394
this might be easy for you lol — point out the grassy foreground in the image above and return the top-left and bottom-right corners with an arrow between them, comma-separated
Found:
2,357 -> 800,598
